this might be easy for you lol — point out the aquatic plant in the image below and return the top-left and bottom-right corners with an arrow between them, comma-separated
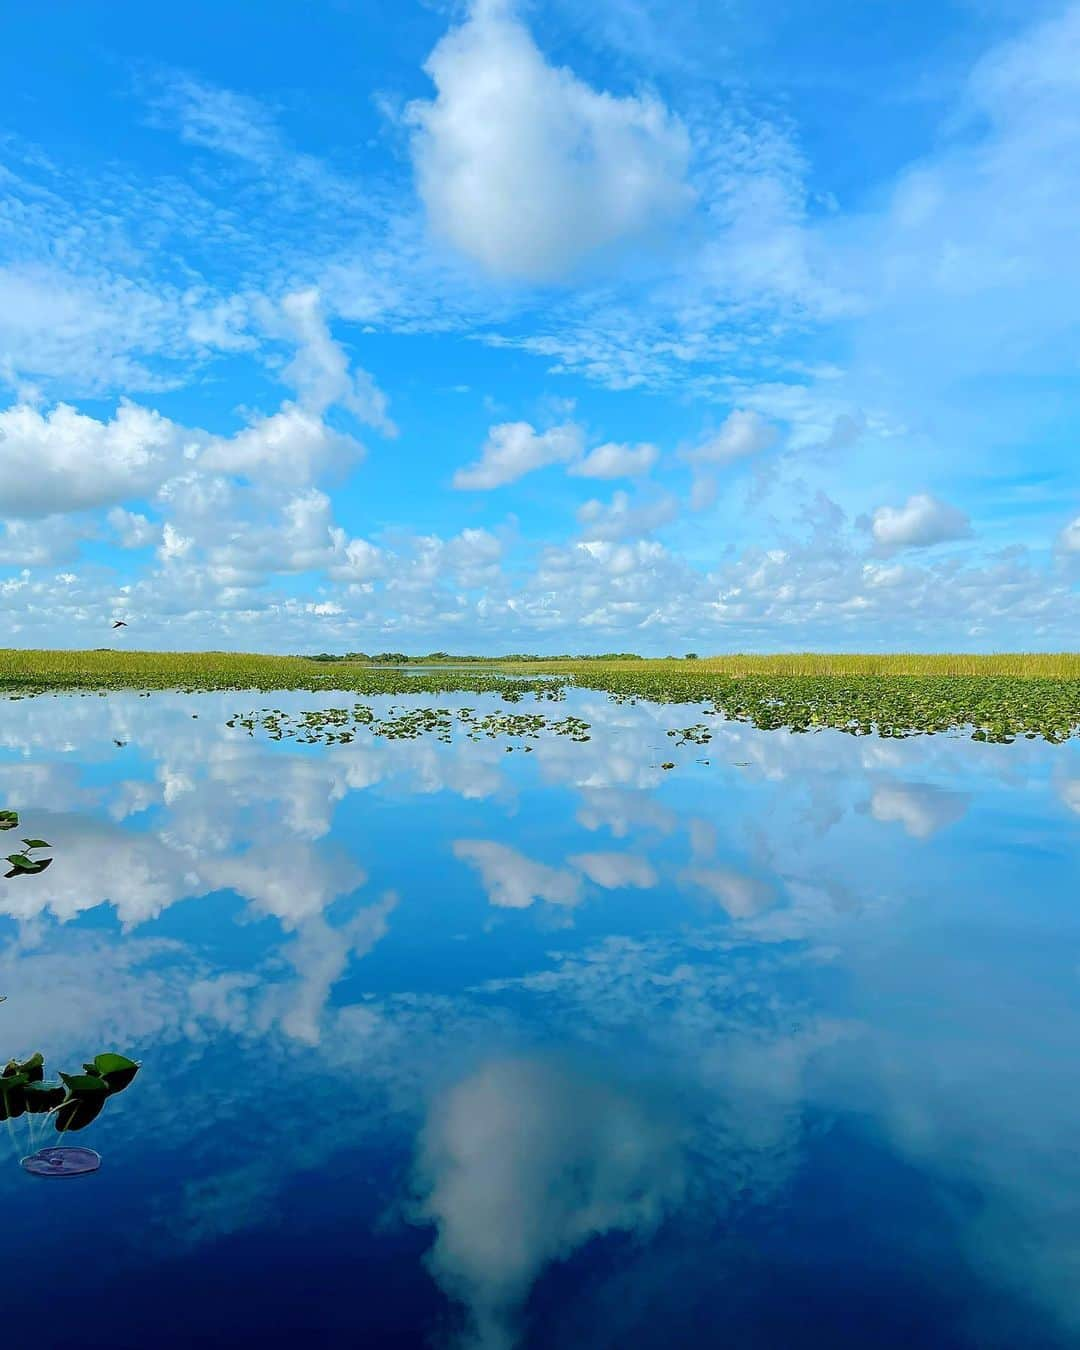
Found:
0,650 -> 1078,741
4,836 -> 52,879
1,1041 -> 140,1177
0,1051 -> 139,1134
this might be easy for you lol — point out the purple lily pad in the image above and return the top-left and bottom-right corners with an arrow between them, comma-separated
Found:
21,1146 -> 101,1177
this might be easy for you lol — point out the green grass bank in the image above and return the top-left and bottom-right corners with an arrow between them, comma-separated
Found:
1,649 -> 1078,741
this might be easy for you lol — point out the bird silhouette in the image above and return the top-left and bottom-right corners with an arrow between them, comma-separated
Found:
112,620 -> 127,628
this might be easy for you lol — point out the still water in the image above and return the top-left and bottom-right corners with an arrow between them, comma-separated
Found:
1,688 -> 1078,1349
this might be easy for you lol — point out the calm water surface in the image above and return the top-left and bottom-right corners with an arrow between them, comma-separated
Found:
1,689 -> 1078,1349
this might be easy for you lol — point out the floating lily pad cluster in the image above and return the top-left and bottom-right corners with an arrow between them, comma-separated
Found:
578,671 -> 1080,743
0,811 -> 53,878
226,705 -> 592,747
0,1051 -> 139,1133
0,811 -> 51,878
667,724 -> 713,746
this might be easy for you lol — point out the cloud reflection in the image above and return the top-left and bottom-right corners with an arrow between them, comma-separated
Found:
413,1055 -> 685,1350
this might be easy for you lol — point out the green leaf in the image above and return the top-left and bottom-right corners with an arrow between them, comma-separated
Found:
24,1081 -> 65,1113
54,1072 -> 110,1132
21,839 -> 50,850
0,1072 -> 28,1121
91,1053 -> 140,1095
54,1092 -> 106,1133
59,1073 -> 109,1094
12,1052 -> 44,1083
4,856 -> 52,877
0,810 -> 18,831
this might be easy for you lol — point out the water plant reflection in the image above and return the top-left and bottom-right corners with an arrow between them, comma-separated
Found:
1,1041 -> 140,1174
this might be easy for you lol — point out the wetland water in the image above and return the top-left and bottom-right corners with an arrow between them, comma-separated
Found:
1,686 -> 1078,1348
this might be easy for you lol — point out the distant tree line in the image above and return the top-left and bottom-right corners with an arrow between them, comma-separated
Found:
302,651 -> 648,663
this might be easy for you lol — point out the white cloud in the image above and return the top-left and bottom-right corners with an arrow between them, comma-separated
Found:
407,0 -> 694,281
328,534 -> 386,583
200,404 -> 364,483
568,441 -> 658,479
684,410 -> 779,466
158,522 -> 195,563
0,400 -> 186,518
1059,514 -> 1080,552
0,517 -> 89,566
274,289 -> 397,436
577,489 -> 678,541
453,420 -> 584,489
569,852 -> 658,889
871,493 -> 972,550
149,74 -> 282,166
453,840 -> 583,910
0,263 -> 187,397
108,508 -> 161,549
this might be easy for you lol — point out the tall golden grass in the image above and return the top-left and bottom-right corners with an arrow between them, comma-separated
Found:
530,652 -> 1080,678
0,648 -> 1077,689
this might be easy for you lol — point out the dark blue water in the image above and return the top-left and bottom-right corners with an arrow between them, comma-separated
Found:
1,689 -> 1078,1349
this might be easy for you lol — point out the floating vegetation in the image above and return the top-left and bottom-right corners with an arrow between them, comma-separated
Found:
0,651 -> 1077,741
0,1040 -> 140,1177
225,704 -> 592,747
1,811 -> 54,878
578,670 -> 1080,743
667,724 -> 713,747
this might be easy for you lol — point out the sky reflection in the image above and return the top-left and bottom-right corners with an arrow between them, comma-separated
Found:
1,689 -> 1077,1347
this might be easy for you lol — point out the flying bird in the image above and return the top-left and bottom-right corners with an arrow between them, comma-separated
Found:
112,620 -> 128,628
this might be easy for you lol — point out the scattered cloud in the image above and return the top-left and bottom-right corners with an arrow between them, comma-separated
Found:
452,840 -> 583,909
568,441 -> 658,479
453,420 -> 584,489
683,410 -> 779,466
680,865 -> 777,919
871,494 -> 972,551
577,489 -> 679,542
569,852 -> 658,889
869,783 -> 970,839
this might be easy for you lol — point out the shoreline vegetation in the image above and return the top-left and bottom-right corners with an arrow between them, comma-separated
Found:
0,649 -> 1078,742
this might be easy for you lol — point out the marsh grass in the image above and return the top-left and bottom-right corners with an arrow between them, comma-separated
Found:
509,652 -> 1080,678
1,648 -> 1078,740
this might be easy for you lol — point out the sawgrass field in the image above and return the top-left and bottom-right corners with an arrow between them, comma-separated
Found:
0,648 -> 1077,741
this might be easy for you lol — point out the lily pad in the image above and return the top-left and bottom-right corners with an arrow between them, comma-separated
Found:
24,1081 -> 66,1113
0,1072 -> 29,1121
90,1053 -> 140,1095
3,856 -> 52,878
55,1075 -> 109,1133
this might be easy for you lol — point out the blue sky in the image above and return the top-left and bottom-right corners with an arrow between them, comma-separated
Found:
1,0 -> 1077,652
